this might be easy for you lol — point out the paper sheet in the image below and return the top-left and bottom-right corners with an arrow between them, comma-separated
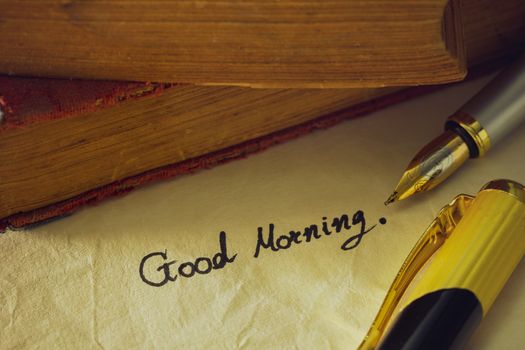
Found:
1,76 -> 524,349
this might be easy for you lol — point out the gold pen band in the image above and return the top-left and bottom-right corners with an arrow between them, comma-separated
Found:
446,111 -> 491,156
482,178 -> 525,203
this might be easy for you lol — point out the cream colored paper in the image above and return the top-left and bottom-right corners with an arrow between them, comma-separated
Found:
1,76 -> 524,349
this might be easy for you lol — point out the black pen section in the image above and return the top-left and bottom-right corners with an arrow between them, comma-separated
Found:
377,288 -> 482,350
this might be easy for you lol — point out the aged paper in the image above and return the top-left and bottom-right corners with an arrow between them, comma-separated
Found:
1,76 -> 524,349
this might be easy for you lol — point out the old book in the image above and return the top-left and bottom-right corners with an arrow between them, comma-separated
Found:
0,80 -> 402,230
0,0 -> 465,88
1,0 -> 524,231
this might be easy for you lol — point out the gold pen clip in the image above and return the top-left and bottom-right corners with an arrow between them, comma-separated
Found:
358,194 -> 474,350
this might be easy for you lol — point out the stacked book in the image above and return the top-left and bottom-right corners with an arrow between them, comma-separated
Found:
1,0 -> 524,231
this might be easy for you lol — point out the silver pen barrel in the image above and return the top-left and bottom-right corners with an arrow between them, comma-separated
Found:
447,55 -> 525,155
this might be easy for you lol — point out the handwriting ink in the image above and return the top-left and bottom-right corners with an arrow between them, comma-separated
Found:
332,214 -> 351,232
276,234 -> 293,249
140,212 -> 388,286
340,211 -> 376,250
321,217 -> 332,235
254,212 -> 387,257
139,251 -> 177,287
303,225 -> 319,242
253,224 -> 279,258
139,231 -> 237,287
290,230 -> 302,244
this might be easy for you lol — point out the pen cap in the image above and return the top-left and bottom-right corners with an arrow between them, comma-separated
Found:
402,179 -> 525,315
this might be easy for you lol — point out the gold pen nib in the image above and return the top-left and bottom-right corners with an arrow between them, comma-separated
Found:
387,130 -> 471,203
384,191 -> 398,206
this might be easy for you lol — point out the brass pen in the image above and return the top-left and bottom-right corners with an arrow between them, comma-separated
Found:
362,179 -> 525,350
386,56 -> 525,205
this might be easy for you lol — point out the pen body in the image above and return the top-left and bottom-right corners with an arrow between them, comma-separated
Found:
377,180 -> 525,350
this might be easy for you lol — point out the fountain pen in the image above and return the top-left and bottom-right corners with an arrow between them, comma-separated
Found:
386,55 -> 525,205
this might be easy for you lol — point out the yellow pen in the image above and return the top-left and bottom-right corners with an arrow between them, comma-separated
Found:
361,179 -> 525,350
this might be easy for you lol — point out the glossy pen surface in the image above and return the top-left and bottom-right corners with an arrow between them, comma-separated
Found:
363,180 -> 525,350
